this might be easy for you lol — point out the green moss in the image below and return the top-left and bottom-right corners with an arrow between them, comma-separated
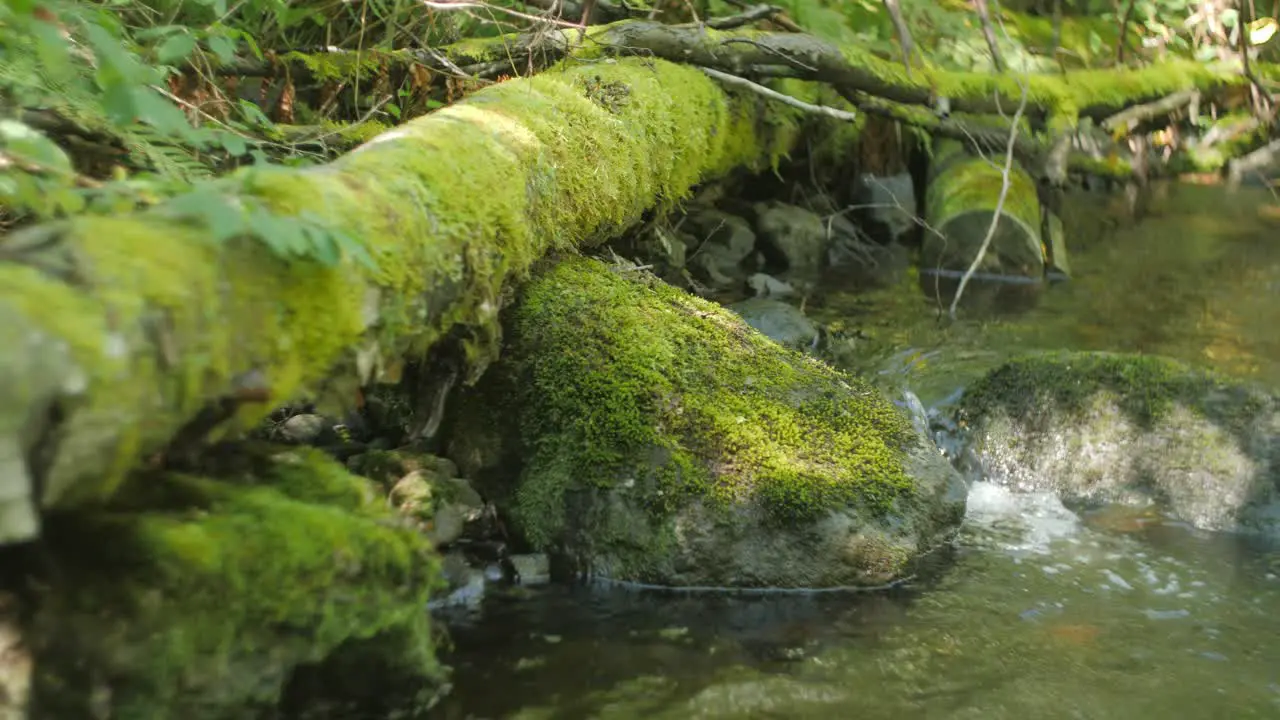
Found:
318,119 -> 394,146
283,49 -> 389,82
959,351 -> 1268,433
34,451 -> 442,717
507,257 -> 916,549
1003,10 -> 1129,67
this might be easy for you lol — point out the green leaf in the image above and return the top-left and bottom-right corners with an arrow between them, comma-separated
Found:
207,35 -> 237,64
386,103 -> 401,120
162,188 -> 248,242
132,88 -> 193,137
30,21 -> 75,84
157,33 -> 197,64
0,120 -> 73,174
237,100 -> 274,128
220,133 -> 248,157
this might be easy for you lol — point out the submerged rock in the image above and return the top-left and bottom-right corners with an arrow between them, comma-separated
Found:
390,472 -> 485,547
24,446 -> 444,718
752,202 -> 828,278
854,172 -> 917,243
509,554 -> 551,586
457,257 -> 965,589
0,592 -> 29,720
955,351 -> 1280,536
728,298 -> 820,350
277,413 -> 331,445
684,209 -> 757,289
746,272 -> 796,299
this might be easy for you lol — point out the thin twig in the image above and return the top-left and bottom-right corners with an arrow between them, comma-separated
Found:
882,0 -> 916,75
948,11 -> 1031,319
1116,0 -> 1137,63
722,0 -> 803,31
699,67 -> 858,121
419,0 -> 586,28
974,0 -> 1006,73
718,37 -> 819,72
706,4 -> 783,30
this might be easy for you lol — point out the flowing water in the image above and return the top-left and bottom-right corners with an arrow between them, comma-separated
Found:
430,183 -> 1280,719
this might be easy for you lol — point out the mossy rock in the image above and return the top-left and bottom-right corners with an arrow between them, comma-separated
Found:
955,351 -> 1280,535
466,256 -> 965,588
24,447 -> 444,718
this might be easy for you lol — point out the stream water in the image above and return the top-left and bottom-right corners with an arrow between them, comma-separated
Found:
429,183 -> 1280,719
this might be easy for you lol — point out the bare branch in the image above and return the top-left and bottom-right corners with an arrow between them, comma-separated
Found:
518,0 -> 635,24
1101,89 -> 1200,132
723,0 -> 804,32
699,67 -> 859,121
882,0 -> 916,75
706,4 -> 785,30
419,0 -> 586,28
974,0 -> 1006,73
1117,0 -> 1137,63
1227,137 -> 1280,188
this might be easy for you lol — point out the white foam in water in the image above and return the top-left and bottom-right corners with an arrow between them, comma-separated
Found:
963,480 -> 1081,552
1103,569 -> 1134,591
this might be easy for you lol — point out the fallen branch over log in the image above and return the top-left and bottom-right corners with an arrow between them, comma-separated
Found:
518,0 -> 638,24
1101,89 -> 1200,133
583,21 -> 1267,126
200,19 -> 1275,142
0,57 -> 811,541
700,67 -> 858,121
1227,137 -> 1280,187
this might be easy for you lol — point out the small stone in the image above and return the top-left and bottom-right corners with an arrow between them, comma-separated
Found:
854,172 -> 917,242
509,554 -> 550,586
728,298 -> 819,349
439,551 -> 473,588
278,414 -> 329,445
685,209 -> 757,289
388,472 -> 485,547
746,273 -> 795,299
0,593 -> 31,720
752,202 -> 828,277
427,568 -> 486,610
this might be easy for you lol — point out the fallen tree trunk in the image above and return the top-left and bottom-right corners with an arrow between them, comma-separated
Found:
0,56 -> 816,542
921,140 -> 1048,312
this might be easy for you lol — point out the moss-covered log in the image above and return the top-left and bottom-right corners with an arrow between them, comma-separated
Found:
923,141 -> 1045,275
23,446 -> 443,718
0,57 -> 813,543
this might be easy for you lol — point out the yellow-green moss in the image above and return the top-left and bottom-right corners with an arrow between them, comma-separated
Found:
283,49 -> 389,82
318,119 -> 394,146
506,257 -> 916,550
6,56 -> 798,512
927,140 -> 1042,225
958,351 -> 1270,433
33,450 -> 442,717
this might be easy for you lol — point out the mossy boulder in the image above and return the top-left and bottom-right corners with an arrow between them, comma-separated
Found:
460,256 -> 966,588
955,352 -> 1280,535
23,447 -> 444,718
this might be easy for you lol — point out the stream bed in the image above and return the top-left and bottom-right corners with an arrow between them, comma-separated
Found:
430,183 -> 1280,719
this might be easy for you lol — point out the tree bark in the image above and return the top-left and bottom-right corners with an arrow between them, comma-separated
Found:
0,55 -> 815,541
